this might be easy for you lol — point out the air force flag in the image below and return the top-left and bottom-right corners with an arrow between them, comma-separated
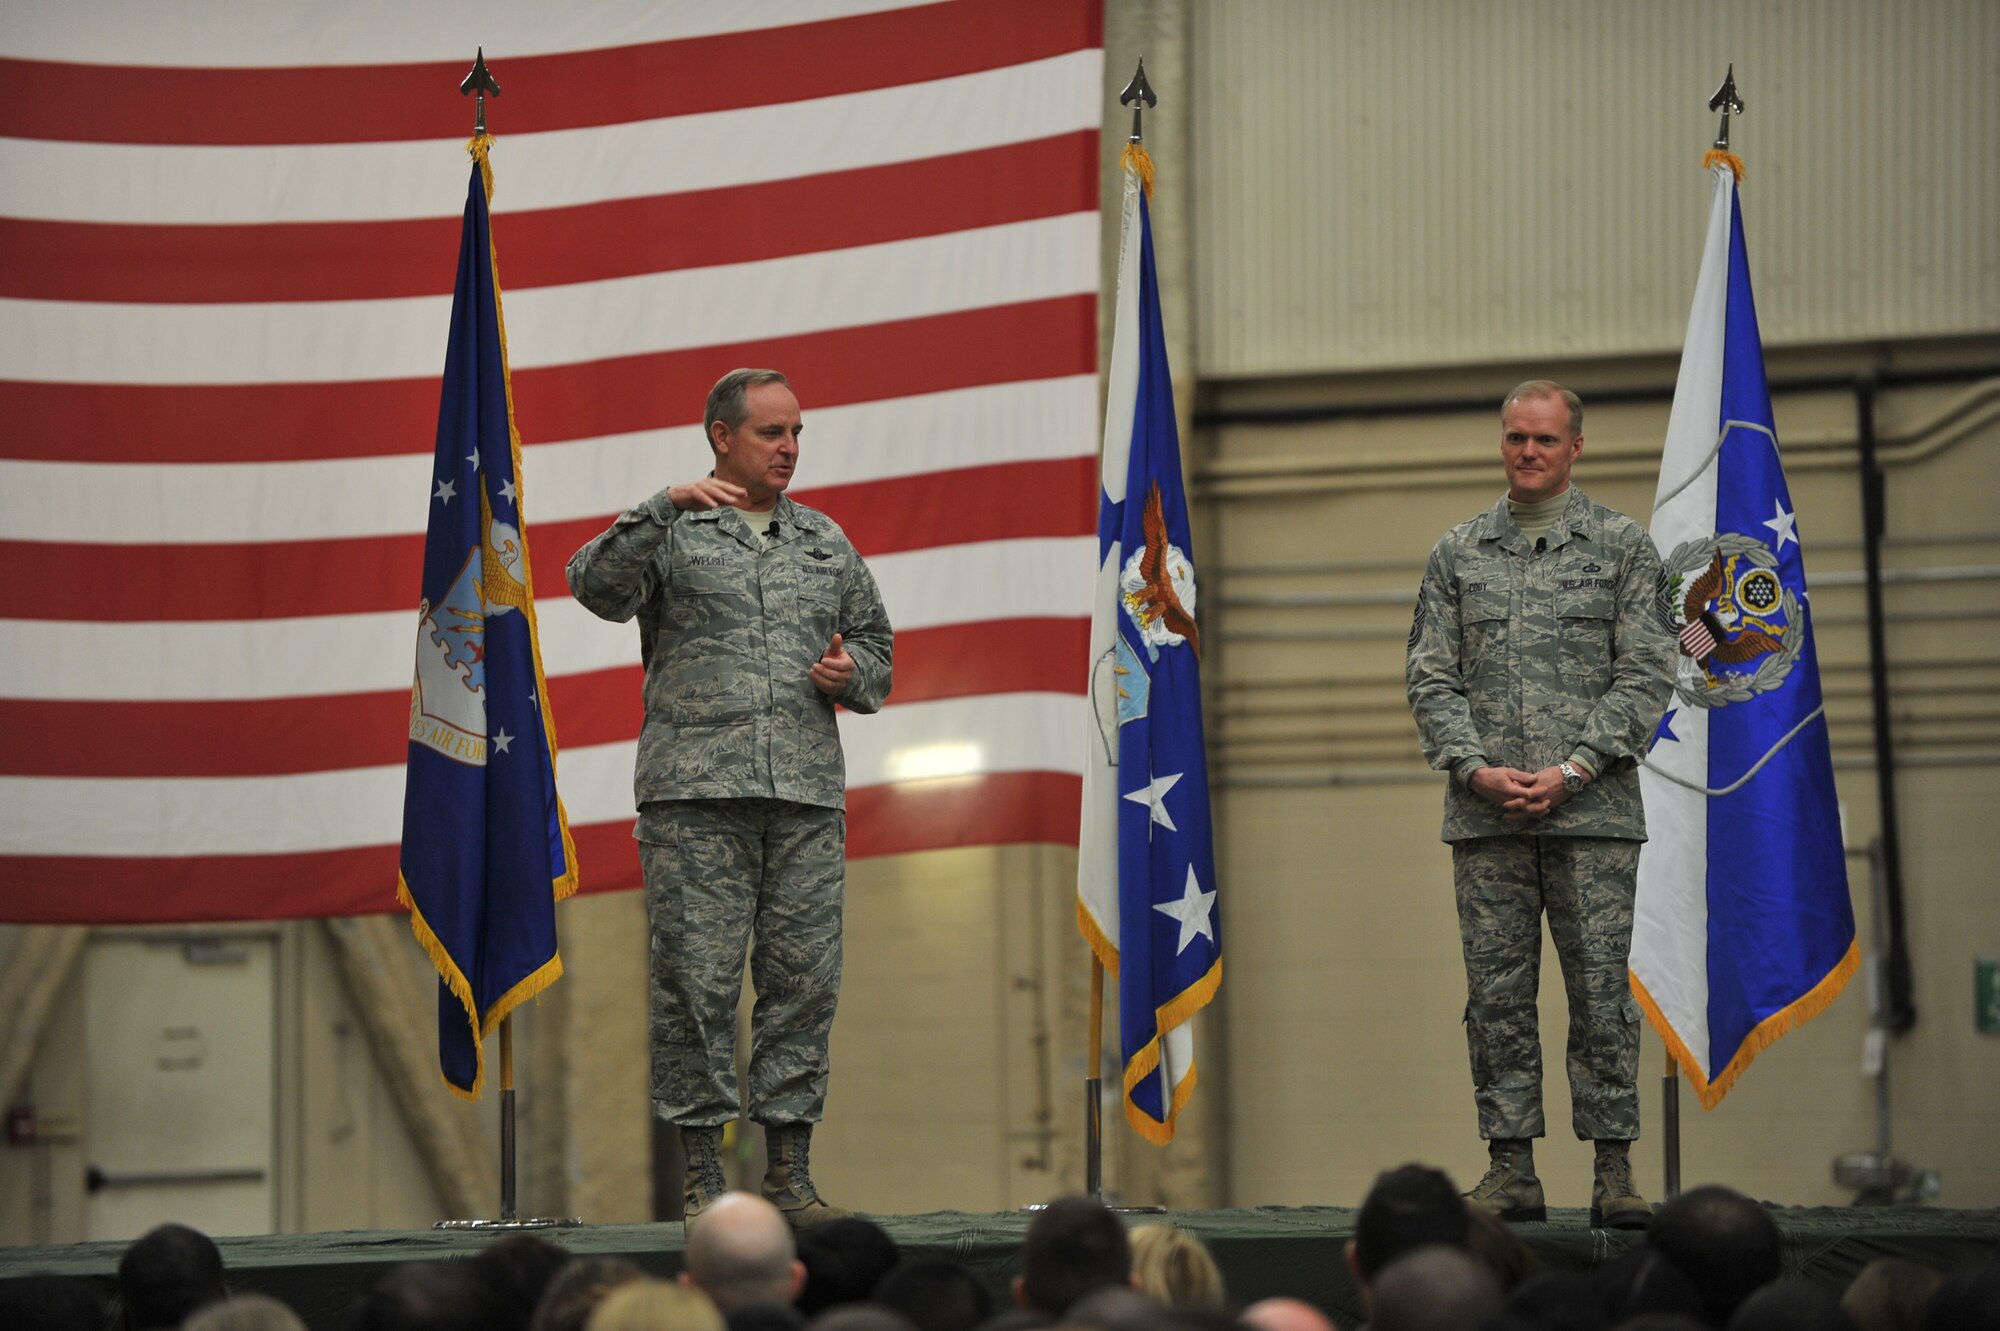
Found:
399,142 -> 579,1099
1077,144 -> 1221,1145
1632,155 -> 1857,1109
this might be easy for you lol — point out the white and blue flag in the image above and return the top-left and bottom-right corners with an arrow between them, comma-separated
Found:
1633,156 -> 1857,1109
1077,145 -> 1221,1144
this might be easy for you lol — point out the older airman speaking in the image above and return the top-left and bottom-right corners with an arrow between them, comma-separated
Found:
567,369 -> 893,1227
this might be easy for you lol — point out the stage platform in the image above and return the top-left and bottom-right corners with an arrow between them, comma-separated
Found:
4,1206 -> 1997,1331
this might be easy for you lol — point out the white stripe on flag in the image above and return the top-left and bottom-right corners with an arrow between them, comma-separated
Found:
0,215 -> 1097,384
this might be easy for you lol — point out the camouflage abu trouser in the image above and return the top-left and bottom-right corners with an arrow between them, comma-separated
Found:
637,797 -> 845,1128
1452,835 -> 1642,1142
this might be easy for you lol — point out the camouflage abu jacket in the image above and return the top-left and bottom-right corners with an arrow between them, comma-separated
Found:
566,489 -> 893,811
1405,487 -> 1674,843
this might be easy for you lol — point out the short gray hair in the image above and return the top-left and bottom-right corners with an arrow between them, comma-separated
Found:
1501,379 -> 1582,437
704,368 -> 790,447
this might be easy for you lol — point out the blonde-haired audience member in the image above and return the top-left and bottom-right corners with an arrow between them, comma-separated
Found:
1842,1258 -> 1943,1331
585,1281 -> 725,1331
1128,1224 -> 1226,1310
184,1293 -> 308,1331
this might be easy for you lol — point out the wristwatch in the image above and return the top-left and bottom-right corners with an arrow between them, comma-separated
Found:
1558,761 -> 1586,793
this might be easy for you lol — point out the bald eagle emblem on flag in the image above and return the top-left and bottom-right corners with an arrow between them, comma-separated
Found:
1662,532 -> 1802,708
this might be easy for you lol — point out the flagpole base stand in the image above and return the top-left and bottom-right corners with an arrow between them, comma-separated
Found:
433,1217 -> 583,1231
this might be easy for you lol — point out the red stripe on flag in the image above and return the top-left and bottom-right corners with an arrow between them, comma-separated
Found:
0,134 -> 1097,304
0,619 -> 1087,778
847,769 -> 1080,859
0,0 -> 1102,146
0,297 -> 1095,464
0,457 -> 1095,622
0,770 -> 1082,922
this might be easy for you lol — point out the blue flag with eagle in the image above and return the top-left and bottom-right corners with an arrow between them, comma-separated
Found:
1077,143 -> 1221,1145
399,139 -> 578,1099
1632,150 -> 1856,1109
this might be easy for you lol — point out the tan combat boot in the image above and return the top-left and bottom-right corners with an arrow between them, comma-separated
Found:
1590,1140 -> 1652,1230
1464,1138 -> 1547,1222
762,1123 -> 852,1229
682,1124 -> 728,1222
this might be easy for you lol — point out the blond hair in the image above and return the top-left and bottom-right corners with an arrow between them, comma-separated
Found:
584,1281 -> 725,1331
1129,1224 -> 1226,1310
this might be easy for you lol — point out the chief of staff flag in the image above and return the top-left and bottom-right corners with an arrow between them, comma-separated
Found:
1632,145 -> 1856,1109
400,138 -> 578,1099
1077,141 -> 1221,1146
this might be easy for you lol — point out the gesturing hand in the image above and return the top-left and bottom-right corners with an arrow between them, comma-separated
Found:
668,475 -> 750,511
810,632 -> 853,696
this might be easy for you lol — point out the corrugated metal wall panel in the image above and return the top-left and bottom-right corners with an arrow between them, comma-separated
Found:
1191,0 -> 2000,377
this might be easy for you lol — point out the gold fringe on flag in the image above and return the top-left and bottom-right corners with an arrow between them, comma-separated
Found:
1121,141 -> 1156,200
1703,148 -> 1745,183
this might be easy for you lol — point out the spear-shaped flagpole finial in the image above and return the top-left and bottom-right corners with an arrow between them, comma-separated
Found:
1119,57 -> 1157,145
461,47 -> 501,137
1709,63 -> 1743,150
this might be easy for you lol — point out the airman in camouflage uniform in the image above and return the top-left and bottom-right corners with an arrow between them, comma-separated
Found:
567,369 -> 892,1227
1405,381 -> 1674,1230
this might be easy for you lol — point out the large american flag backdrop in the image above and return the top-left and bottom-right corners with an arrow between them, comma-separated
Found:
0,1 -> 1103,924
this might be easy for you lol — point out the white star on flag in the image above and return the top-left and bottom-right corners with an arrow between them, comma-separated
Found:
466,450 -> 480,469
491,728 -> 513,755
433,477 -> 456,504
1153,867 -> 1217,955
1123,772 -> 1183,831
1764,499 -> 1798,550
500,478 -> 517,504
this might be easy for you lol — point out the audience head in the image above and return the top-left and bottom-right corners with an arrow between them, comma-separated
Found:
725,1304 -> 807,1331
1501,1272 -> 1606,1331
0,1272 -> 111,1331
1464,1203 -> 1537,1293
1367,1245 -> 1501,1331
806,1306 -> 920,1331
121,1223 -> 230,1330
533,1258 -> 648,1331
470,1234 -> 572,1331
1128,1225 -> 1226,1310
1923,1261 -> 2000,1331
796,1218 -> 901,1316
345,1261 -> 506,1331
1015,1196 -> 1133,1317
1064,1285 -> 1171,1331
1841,1259 -> 1941,1331
1646,1185 -> 1784,1327
1591,1245 -> 1706,1327
873,1260 -> 994,1331
1348,1165 -> 1470,1289
1727,1278 -> 1853,1331
1239,1298 -> 1335,1331
586,1281 -> 725,1331
186,1293 -> 310,1331
683,1193 -> 807,1313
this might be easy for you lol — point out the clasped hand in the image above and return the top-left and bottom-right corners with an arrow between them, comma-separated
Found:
1469,765 -> 1578,821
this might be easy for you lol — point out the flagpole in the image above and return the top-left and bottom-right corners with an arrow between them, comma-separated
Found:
1661,1051 -> 1681,1200
1649,68 -> 1748,1212
422,54 -> 578,1232
499,1017 -> 517,1221
1086,958 -> 1105,1199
